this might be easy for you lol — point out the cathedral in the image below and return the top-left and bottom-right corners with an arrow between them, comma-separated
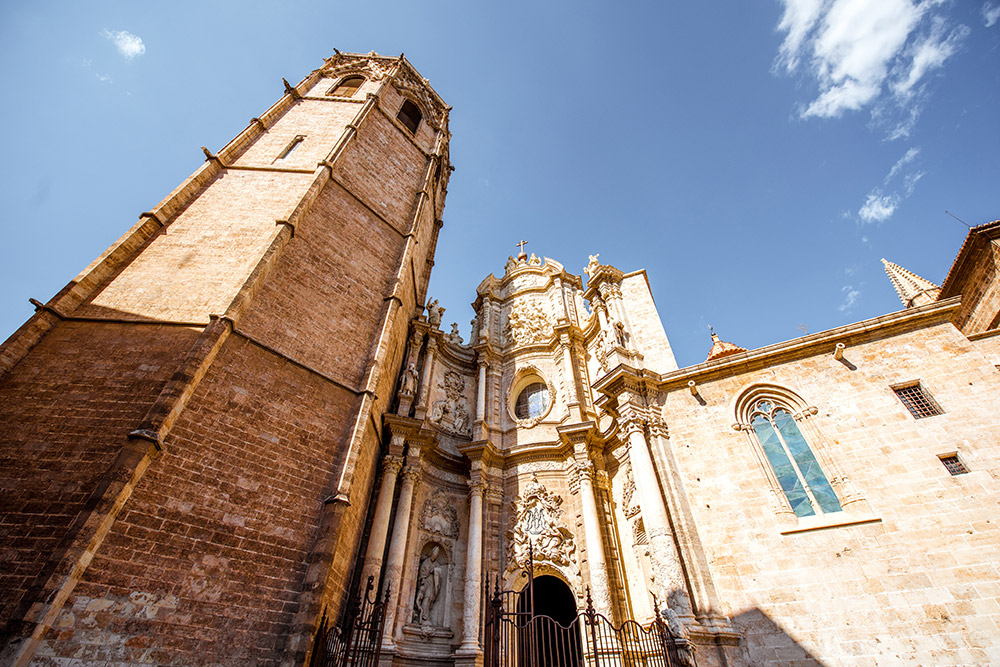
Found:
1,52 -> 998,667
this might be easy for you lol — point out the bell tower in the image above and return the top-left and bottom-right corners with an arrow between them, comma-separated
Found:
0,52 -> 450,666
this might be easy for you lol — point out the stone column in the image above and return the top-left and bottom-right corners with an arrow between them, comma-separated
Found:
573,461 -> 613,619
619,411 -> 692,618
414,338 -> 437,420
360,453 -> 404,584
381,458 -> 421,650
457,478 -> 486,656
476,360 -> 488,423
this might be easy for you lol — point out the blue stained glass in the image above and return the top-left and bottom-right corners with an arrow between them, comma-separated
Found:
773,410 -> 842,514
752,415 -> 815,517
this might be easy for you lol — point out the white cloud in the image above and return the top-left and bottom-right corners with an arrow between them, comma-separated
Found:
101,29 -> 146,60
839,285 -> 862,312
885,147 -> 920,181
774,0 -> 968,135
859,192 -> 900,222
857,145 -> 925,224
983,2 -> 1000,27
96,73 -> 113,83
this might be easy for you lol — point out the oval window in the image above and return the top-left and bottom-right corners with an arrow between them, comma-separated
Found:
514,382 -> 550,420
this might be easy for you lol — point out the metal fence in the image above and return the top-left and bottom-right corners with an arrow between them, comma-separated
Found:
483,557 -> 686,667
309,576 -> 389,667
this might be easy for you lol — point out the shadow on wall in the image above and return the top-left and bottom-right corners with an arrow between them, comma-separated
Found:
729,608 -> 826,666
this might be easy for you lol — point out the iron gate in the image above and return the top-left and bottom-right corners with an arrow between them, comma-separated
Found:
483,554 -> 686,667
309,576 -> 389,667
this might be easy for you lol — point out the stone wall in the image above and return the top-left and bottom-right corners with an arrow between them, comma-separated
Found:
656,318 -> 1000,665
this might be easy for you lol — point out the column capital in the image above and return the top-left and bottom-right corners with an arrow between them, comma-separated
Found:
647,416 -> 669,439
468,479 -> 487,498
382,455 -> 404,476
569,460 -> 595,494
401,463 -> 422,484
618,412 -> 646,437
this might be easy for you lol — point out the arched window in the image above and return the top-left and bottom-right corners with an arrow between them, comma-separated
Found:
328,76 -> 365,97
397,100 -> 422,133
747,398 -> 842,518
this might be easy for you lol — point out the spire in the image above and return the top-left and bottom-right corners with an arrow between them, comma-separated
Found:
881,259 -> 941,309
706,326 -> 747,362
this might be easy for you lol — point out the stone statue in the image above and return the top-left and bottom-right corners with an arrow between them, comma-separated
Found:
505,256 -> 517,272
400,361 -> 419,396
413,545 -> 444,625
663,606 -> 696,667
447,322 -> 464,345
426,299 -> 445,327
585,253 -> 600,279
528,252 -> 542,266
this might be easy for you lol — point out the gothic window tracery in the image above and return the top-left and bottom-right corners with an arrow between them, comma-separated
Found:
747,398 -> 842,518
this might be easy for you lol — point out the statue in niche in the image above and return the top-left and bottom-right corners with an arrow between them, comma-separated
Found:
614,321 -> 629,348
412,544 -> 446,626
426,299 -> 445,327
400,361 -> 419,396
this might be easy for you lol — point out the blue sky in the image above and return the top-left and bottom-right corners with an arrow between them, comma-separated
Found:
0,1 -> 997,368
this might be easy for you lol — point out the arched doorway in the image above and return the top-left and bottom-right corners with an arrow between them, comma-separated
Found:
515,575 -> 582,666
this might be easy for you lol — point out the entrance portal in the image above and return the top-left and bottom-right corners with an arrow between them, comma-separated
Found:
515,575 -> 582,666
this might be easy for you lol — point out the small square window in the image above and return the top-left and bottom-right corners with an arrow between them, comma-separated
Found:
938,454 -> 969,475
892,382 -> 943,419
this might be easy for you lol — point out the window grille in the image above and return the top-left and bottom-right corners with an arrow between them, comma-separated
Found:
939,455 -> 969,476
893,383 -> 943,419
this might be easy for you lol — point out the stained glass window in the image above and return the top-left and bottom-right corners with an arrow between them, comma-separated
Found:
514,382 -> 549,420
750,400 -> 842,518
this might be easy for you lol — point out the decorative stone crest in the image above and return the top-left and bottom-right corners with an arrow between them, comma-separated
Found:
503,300 -> 551,348
430,370 -> 471,436
506,475 -> 577,569
421,492 -> 460,539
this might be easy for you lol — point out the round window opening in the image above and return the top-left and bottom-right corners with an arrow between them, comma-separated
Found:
514,382 -> 550,420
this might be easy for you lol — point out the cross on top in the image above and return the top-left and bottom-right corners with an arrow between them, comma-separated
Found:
516,240 -> 528,256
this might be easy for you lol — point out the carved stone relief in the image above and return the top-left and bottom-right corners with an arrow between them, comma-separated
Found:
430,370 -> 471,437
621,463 -> 640,519
503,299 -> 551,348
506,475 -> 577,570
420,492 -> 460,539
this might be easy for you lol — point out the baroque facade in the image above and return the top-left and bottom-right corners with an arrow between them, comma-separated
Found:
1,52 -> 999,667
